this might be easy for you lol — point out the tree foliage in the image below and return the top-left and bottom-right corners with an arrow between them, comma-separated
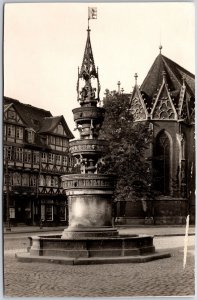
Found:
98,90 -> 152,202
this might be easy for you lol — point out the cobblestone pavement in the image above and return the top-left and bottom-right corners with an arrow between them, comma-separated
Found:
3,235 -> 195,297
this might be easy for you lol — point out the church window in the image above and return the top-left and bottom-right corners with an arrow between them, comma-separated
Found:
153,130 -> 171,195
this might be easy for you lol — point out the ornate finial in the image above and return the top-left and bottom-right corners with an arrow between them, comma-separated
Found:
117,81 -> 121,94
134,73 -> 138,85
159,44 -> 163,54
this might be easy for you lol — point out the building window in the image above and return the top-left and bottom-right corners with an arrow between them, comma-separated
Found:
50,136 -> 55,145
69,157 -> 74,167
56,137 -> 62,146
15,148 -> 23,162
46,176 -> 51,186
54,176 -> 59,187
63,139 -> 68,147
7,125 -> 15,137
4,146 -> 13,161
56,155 -> 61,165
4,125 -> 6,139
45,205 -> 53,221
41,153 -> 47,163
41,204 -> 45,220
48,153 -> 55,164
30,175 -> 37,186
13,172 -> 21,185
51,176 -> 58,187
39,175 -> 45,186
27,130 -> 35,143
59,205 -> 67,221
62,156 -> 68,166
33,151 -> 40,164
16,127 -> 23,139
22,174 -> 29,186
24,150 -> 32,163
51,177 -> 55,187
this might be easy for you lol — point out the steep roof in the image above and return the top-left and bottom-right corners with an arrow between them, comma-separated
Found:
140,54 -> 195,110
39,116 -> 74,139
4,96 -> 74,139
4,96 -> 52,131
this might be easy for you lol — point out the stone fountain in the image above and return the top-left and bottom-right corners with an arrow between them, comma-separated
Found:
16,26 -> 170,265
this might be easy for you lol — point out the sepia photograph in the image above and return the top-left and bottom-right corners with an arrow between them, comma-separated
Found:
3,2 -> 195,297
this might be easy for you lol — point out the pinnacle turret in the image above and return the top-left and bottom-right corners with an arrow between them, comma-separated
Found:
77,28 -> 100,106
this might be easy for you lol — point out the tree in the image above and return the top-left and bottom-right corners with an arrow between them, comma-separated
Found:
98,90 -> 152,205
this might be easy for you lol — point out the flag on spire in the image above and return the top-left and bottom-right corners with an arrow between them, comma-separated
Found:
88,7 -> 97,19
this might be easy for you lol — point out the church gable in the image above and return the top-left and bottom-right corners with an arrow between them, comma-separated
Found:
151,80 -> 177,120
4,104 -> 25,125
130,86 -> 147,121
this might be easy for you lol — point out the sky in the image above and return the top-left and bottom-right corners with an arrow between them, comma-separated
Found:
4,2 -> 195,134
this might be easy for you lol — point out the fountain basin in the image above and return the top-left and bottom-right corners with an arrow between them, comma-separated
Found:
16,233 -> 171,265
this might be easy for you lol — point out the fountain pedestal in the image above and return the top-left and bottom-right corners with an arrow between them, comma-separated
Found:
61,174 -> 118,239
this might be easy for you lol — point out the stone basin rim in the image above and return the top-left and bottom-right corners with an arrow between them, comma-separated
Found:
29,234 -> 154,240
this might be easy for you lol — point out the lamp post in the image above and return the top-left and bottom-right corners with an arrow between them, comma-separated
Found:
5,147 -> 11,231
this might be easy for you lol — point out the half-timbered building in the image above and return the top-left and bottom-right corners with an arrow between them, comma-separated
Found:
3,96 -> 74,226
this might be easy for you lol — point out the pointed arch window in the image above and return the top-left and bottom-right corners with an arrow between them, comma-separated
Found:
153,130 -> 171,195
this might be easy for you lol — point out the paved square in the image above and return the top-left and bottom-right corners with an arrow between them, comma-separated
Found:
3,236 -> 195,297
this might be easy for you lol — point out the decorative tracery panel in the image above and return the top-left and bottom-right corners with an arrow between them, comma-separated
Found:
153,88 -> 175,120
130,97 -> 146,121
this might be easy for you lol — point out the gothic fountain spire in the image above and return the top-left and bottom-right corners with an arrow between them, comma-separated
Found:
77,21 -> 100,104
